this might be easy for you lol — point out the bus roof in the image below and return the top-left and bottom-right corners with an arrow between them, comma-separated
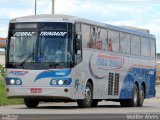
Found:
10,14 -> 155,38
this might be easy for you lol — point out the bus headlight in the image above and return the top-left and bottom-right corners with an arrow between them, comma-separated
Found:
52,80 -> 57,85
58,80 -> 63,85
64,80 -> 69,85
16,79 -> 21,85
10,79 -> 15,85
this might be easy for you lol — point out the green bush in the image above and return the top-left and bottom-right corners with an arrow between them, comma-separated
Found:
0,64 -> 5,79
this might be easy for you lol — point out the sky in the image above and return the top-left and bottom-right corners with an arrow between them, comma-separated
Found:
0,0 -> 160,52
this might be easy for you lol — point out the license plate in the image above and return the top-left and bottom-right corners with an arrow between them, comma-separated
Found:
30,88 -> 42,93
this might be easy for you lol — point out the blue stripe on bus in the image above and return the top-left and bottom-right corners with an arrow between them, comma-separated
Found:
34,69 -> 71,82
119,67 -> 156,99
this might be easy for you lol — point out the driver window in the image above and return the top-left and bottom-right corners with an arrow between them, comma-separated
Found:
75,23 -> 82,64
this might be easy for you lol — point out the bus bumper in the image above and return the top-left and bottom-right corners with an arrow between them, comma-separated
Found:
6,86 -> 75,100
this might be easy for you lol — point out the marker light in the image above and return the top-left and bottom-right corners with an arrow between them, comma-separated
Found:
58,80 -> 63,85
10,79 -> 15,85
52,80 -> 57,85
64,88 -> 68,93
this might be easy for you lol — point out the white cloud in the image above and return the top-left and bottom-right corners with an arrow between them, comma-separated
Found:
0,0 -> 160,52
36,0 -> 51,14
8,9 -> 34,19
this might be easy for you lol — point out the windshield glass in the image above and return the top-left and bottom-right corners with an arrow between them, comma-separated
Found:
8,31 -> 37,63
7,22 -> 73,69
38,31 -> 72,63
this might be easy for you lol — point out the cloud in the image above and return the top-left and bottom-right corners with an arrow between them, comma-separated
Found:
0,0 -> 159,52
36,0 -> 51,14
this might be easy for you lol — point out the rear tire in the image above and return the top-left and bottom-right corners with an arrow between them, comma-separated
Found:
77,82 -> 93,108
24,98 -> 39,108
127,84 -> 138,107
137,85 -> 145,107
120,84 -> 138,107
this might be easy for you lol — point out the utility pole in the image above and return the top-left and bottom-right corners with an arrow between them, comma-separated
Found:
52,0 -> 54,14
35,0 -> 37,15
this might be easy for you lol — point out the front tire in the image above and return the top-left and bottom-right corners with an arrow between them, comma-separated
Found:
77,82 -> 93,108
24,98 -> 39,108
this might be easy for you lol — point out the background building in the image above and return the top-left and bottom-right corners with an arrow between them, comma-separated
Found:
157,53 -> 160,84
0,38 -> 6,64
0,38 -> 6,48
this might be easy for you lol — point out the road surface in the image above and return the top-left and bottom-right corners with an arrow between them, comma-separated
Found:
0,86 -> 160,120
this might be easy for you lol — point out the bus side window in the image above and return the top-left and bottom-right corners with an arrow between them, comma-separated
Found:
75,23 -> 82,64
150,38 -> 156,58
75,34 -> 82,64
81,24 -> 90,48
141,37 -> 150,57
108,30 -> 119,52
120,32 -> 130,54
131,35 -> 141,56
100,29 -> 108,50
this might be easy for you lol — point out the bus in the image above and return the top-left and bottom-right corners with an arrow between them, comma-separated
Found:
5,14 -> 156,108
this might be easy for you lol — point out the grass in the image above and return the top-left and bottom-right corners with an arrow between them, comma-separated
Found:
0,79 -> 23,106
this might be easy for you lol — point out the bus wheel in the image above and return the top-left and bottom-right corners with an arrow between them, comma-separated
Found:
77,82 -> 93,108
24,98 -> 39,108
91,100 -> 99,107
128,84 -> 138,107
137,85 -> 145,107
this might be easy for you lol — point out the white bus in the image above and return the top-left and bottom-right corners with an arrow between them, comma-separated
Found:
5,14 -> 156,108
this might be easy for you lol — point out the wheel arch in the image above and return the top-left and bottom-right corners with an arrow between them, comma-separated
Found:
87,78 -> 93,89
141,81 -> 146,98
135,81 -> 139,89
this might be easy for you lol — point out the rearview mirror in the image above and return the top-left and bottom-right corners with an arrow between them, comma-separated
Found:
75,34 -> 82,53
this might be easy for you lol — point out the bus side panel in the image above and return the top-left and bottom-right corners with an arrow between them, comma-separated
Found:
145,68 -> 156,98
119,57 -> 156,99
84,49 -> 156,100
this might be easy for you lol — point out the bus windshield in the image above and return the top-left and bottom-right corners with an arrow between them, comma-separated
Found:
9,32 -> 37,63
7,22 -> 73,69
38,32 -> 72,63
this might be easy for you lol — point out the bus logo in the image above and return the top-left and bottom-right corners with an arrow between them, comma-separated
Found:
89,53 -> 124,79
39,32 -> 67,36
9,71 -> 28,76
96,54 -> 124,70
13,32 -> 35,36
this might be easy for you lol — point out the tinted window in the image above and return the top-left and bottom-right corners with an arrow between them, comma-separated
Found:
39,22 -> 72,30
151,38 -> 156,57
120,32 -> 130,54
141,37 -> 150,57
108,30 -> 119,52
88,26 -> 102,49
131,35 -> 141,55
100,29 -> 108,50
81,24 -> 90,48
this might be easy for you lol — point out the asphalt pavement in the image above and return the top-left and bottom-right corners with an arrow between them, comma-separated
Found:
0,85 -> 159,120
